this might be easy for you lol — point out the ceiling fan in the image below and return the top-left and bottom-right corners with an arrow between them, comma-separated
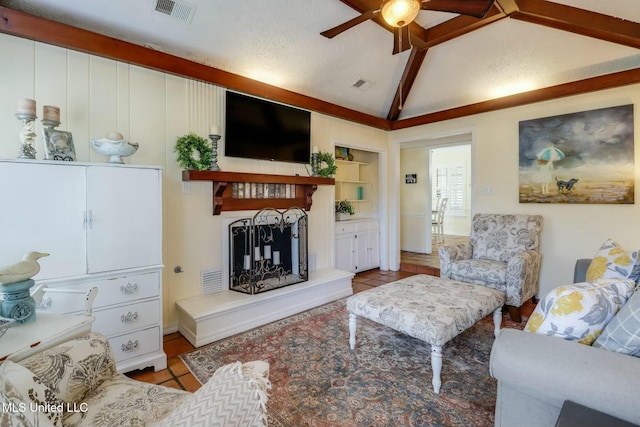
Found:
321,0 -> 495,54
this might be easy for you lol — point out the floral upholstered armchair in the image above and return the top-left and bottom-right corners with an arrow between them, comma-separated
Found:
438,213 -> 543,322
0,333 -> 270,427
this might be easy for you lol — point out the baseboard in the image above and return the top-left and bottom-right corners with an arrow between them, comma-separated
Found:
163,324 -> 179,335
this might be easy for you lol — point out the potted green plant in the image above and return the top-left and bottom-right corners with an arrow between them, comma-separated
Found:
335,200 -> 354,221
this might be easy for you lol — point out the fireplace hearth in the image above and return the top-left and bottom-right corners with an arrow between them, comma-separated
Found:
229,208 -> 308,294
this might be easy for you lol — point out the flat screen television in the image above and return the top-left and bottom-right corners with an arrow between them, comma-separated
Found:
225,91 -> 311,164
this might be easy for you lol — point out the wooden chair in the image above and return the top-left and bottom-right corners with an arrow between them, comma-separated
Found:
431,197 -> 448,244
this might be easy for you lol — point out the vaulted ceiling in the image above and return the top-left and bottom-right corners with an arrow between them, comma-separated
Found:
1,0 -> 640,130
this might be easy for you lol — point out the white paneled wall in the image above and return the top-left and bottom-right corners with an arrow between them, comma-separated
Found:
188,80 -> 224,136
0,33 -> 390,330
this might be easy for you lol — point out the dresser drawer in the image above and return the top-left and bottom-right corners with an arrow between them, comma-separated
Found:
109,327 -> 161,364
93,300 -> 160,337
38,272 -> 159,314
91,272 -> 160,307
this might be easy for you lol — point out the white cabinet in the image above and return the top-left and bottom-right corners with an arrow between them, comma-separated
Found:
335,226 -> 356,273
0,162 -> 87,279
0,161 -> 161,279
356,223 -> 379,272
86,166 -> 161,273
335,219 -> 379,273
0,160 -> 165,373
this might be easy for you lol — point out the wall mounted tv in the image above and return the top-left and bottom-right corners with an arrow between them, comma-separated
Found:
225,91 -> 311,164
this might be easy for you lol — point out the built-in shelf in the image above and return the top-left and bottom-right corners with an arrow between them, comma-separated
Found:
182,170 -> 335,215
335,158 -> 371,208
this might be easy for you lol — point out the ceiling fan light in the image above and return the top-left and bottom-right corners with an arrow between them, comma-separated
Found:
381,0 -> 420,27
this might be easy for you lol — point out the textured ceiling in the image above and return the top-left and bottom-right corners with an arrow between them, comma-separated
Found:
2,0 -> 640,121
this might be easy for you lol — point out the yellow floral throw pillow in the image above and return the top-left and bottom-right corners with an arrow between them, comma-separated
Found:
525,279 -> 634,345
586,239 -> 639,282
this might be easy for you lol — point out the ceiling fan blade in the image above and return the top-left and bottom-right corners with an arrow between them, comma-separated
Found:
392,25 -> 411,55
422,0 -> 495,19
321,9 -> 379,39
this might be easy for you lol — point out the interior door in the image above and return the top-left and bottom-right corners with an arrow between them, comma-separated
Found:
86,166 -> 161,273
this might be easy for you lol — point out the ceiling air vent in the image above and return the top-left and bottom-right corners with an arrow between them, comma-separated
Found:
352,78 -> 374,91
154,0 -> 196,23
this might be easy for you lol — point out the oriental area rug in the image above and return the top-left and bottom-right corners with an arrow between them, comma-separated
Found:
180,298 -> 525,427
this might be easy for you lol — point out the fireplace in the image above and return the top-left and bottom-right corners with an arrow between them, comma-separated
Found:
229,208 -> 308,294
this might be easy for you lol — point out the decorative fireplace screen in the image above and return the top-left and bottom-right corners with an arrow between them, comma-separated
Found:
229,208 -> 308,294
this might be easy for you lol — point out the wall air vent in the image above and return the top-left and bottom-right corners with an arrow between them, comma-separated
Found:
154,0 -> 196,23
201,268 -> 223,294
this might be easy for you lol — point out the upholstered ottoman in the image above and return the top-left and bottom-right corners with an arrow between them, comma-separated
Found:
347,274 -> 505,394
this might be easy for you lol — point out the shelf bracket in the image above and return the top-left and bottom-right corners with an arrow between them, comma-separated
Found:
212,181 -> 228,215
303,184 -> 318,211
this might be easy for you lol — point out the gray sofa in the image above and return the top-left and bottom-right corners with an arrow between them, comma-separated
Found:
490,259 -> 640,427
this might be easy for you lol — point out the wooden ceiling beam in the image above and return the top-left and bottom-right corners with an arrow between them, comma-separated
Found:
387,48 -> 428,121
0,6 -> 391,130
511,0 -> 640,49
336,0 -> 510,121
416,7 -> 506,48
387,8 -> 507,121
336,0 -> 507,50
4,2 -> 640,130
391,67 -> 640,130
493,0 -> 519,15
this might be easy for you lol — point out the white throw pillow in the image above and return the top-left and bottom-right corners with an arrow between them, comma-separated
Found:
153,361 -> 271,427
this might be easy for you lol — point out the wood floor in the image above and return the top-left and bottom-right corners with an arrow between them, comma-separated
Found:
400,234 -> 469,273
126,333 -> 199,391
129,235 -> 536,392
127,268 -> 434,390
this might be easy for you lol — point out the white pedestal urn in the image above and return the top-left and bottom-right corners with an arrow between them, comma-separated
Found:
92,132 -> 139,164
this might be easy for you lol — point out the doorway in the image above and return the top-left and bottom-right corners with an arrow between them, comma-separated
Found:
430,144 -> 472,238
398,136 -> 473,261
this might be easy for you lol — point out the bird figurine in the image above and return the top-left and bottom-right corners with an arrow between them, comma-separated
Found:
91,131 -> 139,164
0,252 -> 49,285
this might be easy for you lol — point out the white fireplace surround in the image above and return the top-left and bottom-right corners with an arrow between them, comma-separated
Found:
175,214 -> 354,347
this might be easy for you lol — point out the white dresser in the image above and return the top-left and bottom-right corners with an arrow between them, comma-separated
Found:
0,160 -> 166,373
